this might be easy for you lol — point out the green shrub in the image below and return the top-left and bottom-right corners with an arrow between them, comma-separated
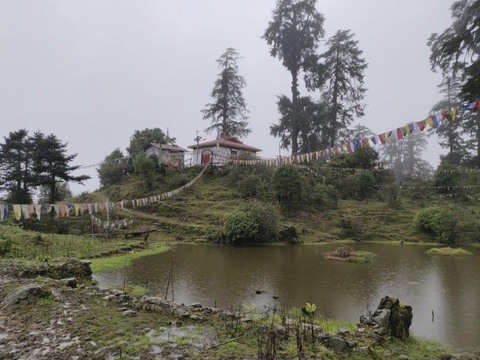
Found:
330,245 -> 355,258
339,216 -> 367,241
223,207 -> 259,244
0,238 -> 14,257
272,165 -> 304,206
223,202 -> 280,244
344,171 -> 377,200
237,174 -> 270,200
380,184 -> 403,209
413,206 -> 457,244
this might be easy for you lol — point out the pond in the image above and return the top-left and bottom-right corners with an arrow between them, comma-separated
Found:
94,243 -> 480,352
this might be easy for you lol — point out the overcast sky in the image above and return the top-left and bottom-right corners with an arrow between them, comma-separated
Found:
0,0 -> 455,195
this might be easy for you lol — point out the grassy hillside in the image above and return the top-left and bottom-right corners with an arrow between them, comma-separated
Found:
85,166 -> 480,245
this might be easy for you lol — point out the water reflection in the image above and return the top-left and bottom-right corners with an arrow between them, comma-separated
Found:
95,243 -> 480,351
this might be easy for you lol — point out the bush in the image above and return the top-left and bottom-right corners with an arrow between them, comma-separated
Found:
339,216 -> 367,241
309,183 -> 338,209
344,171 -> 377,201
272,165 -> 304,206
223,207 -> 259,244
330,245 -> 355,258
380,184 -> 403,209
237,174 -> 268,199
413,206 -> 457,244
0,238 -> 13,257
223,202 -> 280,244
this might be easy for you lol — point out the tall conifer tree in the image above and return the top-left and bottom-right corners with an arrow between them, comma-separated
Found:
202,47 -> 250,139
263,0 -> 324,154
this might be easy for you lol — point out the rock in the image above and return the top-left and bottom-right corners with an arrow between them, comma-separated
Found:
316,332 -> 330,342
60,277 -> 77,288
1,284 -> 51,310
372,309 -> 390,327
367,330 -> 385,344
377,296 -> 412,340
122,310 -> 136,317
346,339 -> 356,349
329,334 -> 348,352
190,303 -> 202,309
272,323 -> 288,339
55,259 -> 92,279
360,296 -> 412,341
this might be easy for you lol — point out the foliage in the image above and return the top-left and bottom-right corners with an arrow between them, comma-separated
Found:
126,128 -> 167,159
264,0 -> 325,154
344,171 -> 376,201
270,95 -> 326,154
413,206 -> 457,244
310,29 -> 368,146
0,129 -> 34,203
433,161 -> 464,193
339,216 -> 367,241
272,165 -> 305,206
302,302 -> 316,315
428,0 -> 480,100
31,132 -> 90,203
133,153 -> 156,190
329,244 -> 355,258
236,174 -> 269,200
308,182 -> 338,209
0,238 -> 13,257
325,148 -> 393,200
223,202 -> 280,244
429,75 -> 468,165
380,132 -> 433,181
202,47 -> 250,139
97,148 -> 130,187
223,207 -> 259,244
428,0 -> 480,165
425,247 -> 473,256
379,184 -> 403,209
37,183 -> 72,204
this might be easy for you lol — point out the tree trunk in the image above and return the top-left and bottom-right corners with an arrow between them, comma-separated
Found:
291,69 -> 299,155
476,112 -> 480,166
330,49 -> 340,147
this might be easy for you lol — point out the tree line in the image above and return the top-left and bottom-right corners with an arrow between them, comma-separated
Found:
203,0 -> 480,173
0,130 -> 89,204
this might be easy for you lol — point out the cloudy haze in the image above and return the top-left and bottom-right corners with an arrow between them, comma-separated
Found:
0,0 -> 454,195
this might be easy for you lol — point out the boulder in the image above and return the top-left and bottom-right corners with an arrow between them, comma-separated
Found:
362,296 -> 412,341
1,284 -> 51,310
329,334 -> 348,352
60,278 -> 77,288
50,259 -> 92,280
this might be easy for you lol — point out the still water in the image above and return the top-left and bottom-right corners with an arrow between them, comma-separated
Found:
95,243 -> 480,351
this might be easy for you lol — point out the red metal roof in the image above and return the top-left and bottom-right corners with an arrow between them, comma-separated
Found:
187,137 -> 261,152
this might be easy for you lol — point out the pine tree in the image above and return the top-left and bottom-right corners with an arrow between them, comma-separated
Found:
0,130 -> 32,203
380,132 -> 433,181
270,95 -> 324,153
202,48 -> 250,139
430,74 -> 468,165
428,0 -> 480,165
31,132 -> 90,203
314,29 -> 367,147
263,0 -> 325,154
0,129 -> 34,203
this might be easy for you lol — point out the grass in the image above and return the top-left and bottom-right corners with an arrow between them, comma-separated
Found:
90,243 -> 170,273
425,247 -> 473,256
348,250 -> 378,263
0,224 -> 145,261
